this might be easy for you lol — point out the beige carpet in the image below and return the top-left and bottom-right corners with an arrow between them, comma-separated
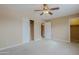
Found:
0,39 -> 79,55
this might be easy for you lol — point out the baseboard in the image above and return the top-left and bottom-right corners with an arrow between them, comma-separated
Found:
0,42 -> 27,51
53,39 -> 70,43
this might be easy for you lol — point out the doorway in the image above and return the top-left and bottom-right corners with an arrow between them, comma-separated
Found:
70,18 -> 79,43
30,20 -> 34,40
41,23 -> 45,38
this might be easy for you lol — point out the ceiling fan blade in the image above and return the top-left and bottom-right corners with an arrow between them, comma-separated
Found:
34,10 -> 43,11
40,12 -> 43,15
50,7 -> 59,10
48,12 -> 53,15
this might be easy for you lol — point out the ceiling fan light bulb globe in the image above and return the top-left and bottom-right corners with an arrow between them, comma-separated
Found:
43,10 -> 49,14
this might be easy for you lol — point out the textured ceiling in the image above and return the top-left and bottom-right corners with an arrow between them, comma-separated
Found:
0,4 -> 79,20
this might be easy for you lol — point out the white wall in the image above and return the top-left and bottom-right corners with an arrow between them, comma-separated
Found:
22,17 -> 30,43
45,22 -> 52,40
0,17 -> 23,49
0,5 -> 23,49
34,20 -> 42,41
51,17 -> 70,42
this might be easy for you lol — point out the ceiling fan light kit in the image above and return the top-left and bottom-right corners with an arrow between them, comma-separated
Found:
43,10 -> 49,14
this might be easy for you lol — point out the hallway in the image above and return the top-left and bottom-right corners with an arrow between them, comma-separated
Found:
0,39 -> 79,55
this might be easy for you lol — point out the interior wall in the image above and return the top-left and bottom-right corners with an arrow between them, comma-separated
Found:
0,5 -> 23,49
0,17 -> 23,49
51,17 -> 70,42
34,20 -> 41,41
45,22 -> 52,40
70,18 -> 79,25
22,17 -> 31,43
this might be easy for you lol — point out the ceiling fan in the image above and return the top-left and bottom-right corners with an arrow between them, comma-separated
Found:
34,4 -> 59,15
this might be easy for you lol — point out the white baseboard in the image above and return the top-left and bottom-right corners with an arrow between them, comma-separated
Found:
53,39 -> 70,43
0,42 -> 26,51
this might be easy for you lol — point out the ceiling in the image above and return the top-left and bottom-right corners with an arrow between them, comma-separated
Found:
1,4 -> 79,20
